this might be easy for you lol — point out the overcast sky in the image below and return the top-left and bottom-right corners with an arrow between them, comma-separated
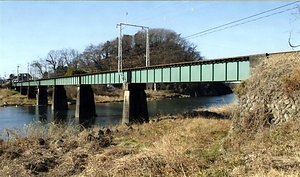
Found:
0,1 -> 299,78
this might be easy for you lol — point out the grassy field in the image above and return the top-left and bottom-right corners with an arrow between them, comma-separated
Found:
0,105 -> 299,176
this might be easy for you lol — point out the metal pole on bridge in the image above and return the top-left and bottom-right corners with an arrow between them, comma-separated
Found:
117,23 -> 123,83
117,22 -> 151,83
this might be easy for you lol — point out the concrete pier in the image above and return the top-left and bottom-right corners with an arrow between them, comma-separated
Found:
75,85 -> 96,119
37,86 -> 48,106
122,83 -> 149,124
27,86 -> 36,99
15,86 -> 21,92
20,86 -> 27,95
51,85 -> 68,112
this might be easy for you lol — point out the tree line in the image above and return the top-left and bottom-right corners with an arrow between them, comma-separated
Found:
30,28 -> 203,78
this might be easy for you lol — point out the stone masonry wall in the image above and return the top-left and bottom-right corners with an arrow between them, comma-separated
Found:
232,51 -> 300,136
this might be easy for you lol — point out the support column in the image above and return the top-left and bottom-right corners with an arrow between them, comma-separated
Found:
20,86 -> 28,95
122,83 -> 149,124
51,85 -> 68,112
15,86 -> 21,92
75,85 -> 96,119
37,86 -> 48,106
27,86 -> 36,99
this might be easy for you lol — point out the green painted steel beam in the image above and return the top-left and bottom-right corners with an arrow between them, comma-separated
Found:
129,60 -> 249,83
12,59 -> 250,87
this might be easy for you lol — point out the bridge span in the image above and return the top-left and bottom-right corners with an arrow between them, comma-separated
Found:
12,52 -> 268,124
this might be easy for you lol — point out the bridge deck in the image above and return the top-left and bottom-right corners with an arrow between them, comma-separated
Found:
13,56 -> 250,87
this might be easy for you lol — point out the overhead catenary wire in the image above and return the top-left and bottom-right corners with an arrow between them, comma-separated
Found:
184,1 -> 300,39
186,6 -> 299,39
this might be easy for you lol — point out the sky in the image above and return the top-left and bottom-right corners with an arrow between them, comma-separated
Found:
0,1 -> 299,78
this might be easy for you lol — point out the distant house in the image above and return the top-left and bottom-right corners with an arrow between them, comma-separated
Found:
13,73 -> 33,82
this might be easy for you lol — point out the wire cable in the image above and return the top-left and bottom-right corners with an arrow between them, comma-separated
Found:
185,1 -> 300,39
187,7 -> 299,39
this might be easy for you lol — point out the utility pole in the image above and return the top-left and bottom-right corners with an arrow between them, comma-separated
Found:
117,23 -> 123,82
27,62 -> 30,74
145,29 -> 150,67
17,65 -> 19,82
116,22 -> 150,83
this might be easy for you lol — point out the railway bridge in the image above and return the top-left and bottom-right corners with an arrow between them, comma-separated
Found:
12,52 -> 269,124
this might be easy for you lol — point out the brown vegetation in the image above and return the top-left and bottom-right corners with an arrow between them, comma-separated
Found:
231,51 -> 300,138
223,51 -> 300,176
0,114 -> 232,177
0,88 -> 36,107
1,51 -> 300,176
1,101 -> 299,176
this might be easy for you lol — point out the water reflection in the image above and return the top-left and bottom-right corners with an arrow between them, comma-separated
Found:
35,106 -> 48,122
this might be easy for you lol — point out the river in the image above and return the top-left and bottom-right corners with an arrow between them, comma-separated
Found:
0,93 -> 237,134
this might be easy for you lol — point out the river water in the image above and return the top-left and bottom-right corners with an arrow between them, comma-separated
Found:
0,93 -> 237,134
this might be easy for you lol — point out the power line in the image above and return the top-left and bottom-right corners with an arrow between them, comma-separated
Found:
187,7 -> 298,39
185,1 -> 300,39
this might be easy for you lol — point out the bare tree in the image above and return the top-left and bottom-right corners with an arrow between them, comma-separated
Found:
46,50 -> 67,77
46,50 -> 58,74
60,48 -> 79,68
31,58 -> 45,78
81,44 -> 103,72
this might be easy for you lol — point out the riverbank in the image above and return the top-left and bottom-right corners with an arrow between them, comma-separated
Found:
94,89 -> 189,104
1,105 -> 299,176
0,87 -> 189,107
0,88 -> 36,107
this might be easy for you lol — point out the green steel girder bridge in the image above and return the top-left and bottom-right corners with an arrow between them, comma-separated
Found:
13,56 -> 250,87
12,55 -> 253,124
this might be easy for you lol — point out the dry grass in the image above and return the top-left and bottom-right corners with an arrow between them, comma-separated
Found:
94,95 -> 123,103
231,51 -> 300,138
1,102 -> 300,176
0,88 -> 36,107
222,51 -> 300,176
0,112 -> 232,177
282,66 -> 300,97
1,51 -> 300,176
223,120 -> 300,176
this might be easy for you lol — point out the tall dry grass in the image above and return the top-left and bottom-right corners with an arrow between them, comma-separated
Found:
1,103 -> 299,176
0,114 -> 232,177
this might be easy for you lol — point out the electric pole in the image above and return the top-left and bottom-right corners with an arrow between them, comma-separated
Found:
117,23 -> 123,82
17,65 -> 19,82
117,22 -> 150,83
